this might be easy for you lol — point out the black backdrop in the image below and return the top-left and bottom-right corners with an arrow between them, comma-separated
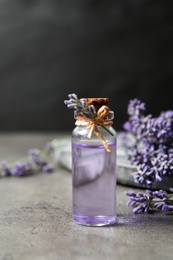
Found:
0,0 -> 172,132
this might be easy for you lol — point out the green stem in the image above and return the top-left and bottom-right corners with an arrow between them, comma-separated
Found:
101,126 -> 114,136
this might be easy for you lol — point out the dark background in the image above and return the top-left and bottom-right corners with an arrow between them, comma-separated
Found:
0,0 -> 172,132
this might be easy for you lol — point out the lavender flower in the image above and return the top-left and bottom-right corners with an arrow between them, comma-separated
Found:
28,149 -> 47,167
42,163 -> 53,173
64,94 -> 79,109
127,98 -> 146,117
133,164 -> 155,187
122,98 -> 173,188
64,93 -> 96,119
11,162 -> 33,176
125,189 -> 173,214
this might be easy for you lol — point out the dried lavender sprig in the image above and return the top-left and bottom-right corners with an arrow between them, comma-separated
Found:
64,93 -> 114,136
0,144 -> 54,177
64,93 -> 96,119
125,189 -> 173,214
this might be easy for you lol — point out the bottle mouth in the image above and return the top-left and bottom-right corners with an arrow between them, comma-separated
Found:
74,111 -> 114,120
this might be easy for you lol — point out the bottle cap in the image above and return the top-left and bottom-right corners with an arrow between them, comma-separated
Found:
80,98 -> 109,111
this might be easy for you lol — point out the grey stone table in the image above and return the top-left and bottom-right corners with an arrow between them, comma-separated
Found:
0,133 -> 172,260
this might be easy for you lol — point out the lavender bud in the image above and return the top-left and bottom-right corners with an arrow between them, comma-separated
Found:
11,162 -> 32,176
80,99 -> 87,108
42,163 -> 53,173
68,93 -> 78,100
125,190 -> 136,197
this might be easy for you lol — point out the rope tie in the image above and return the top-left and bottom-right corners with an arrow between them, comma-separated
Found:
75,105 -> 113,152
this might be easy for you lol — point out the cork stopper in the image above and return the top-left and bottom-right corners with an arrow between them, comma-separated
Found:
80,98 -> 108,111
75,97 -> 109,121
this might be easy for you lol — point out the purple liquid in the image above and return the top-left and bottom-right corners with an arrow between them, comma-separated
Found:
72,142 -> 116,226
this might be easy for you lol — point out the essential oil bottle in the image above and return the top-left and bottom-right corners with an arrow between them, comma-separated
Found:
71,97 -> 116,226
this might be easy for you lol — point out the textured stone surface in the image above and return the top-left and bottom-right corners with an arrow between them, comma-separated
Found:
0,1 -> 173,132
0,133 -> 173,260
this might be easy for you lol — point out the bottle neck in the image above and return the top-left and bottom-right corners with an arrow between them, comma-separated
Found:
74,110 -> 114,152
74,110 -> 114,122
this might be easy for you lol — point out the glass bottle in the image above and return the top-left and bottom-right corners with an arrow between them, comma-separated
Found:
71,101 -> 116,226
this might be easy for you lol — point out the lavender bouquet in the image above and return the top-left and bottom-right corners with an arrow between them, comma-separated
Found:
122,99 -> 173,214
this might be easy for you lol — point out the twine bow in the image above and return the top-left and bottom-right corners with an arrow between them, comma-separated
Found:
75,105 -> 113,152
